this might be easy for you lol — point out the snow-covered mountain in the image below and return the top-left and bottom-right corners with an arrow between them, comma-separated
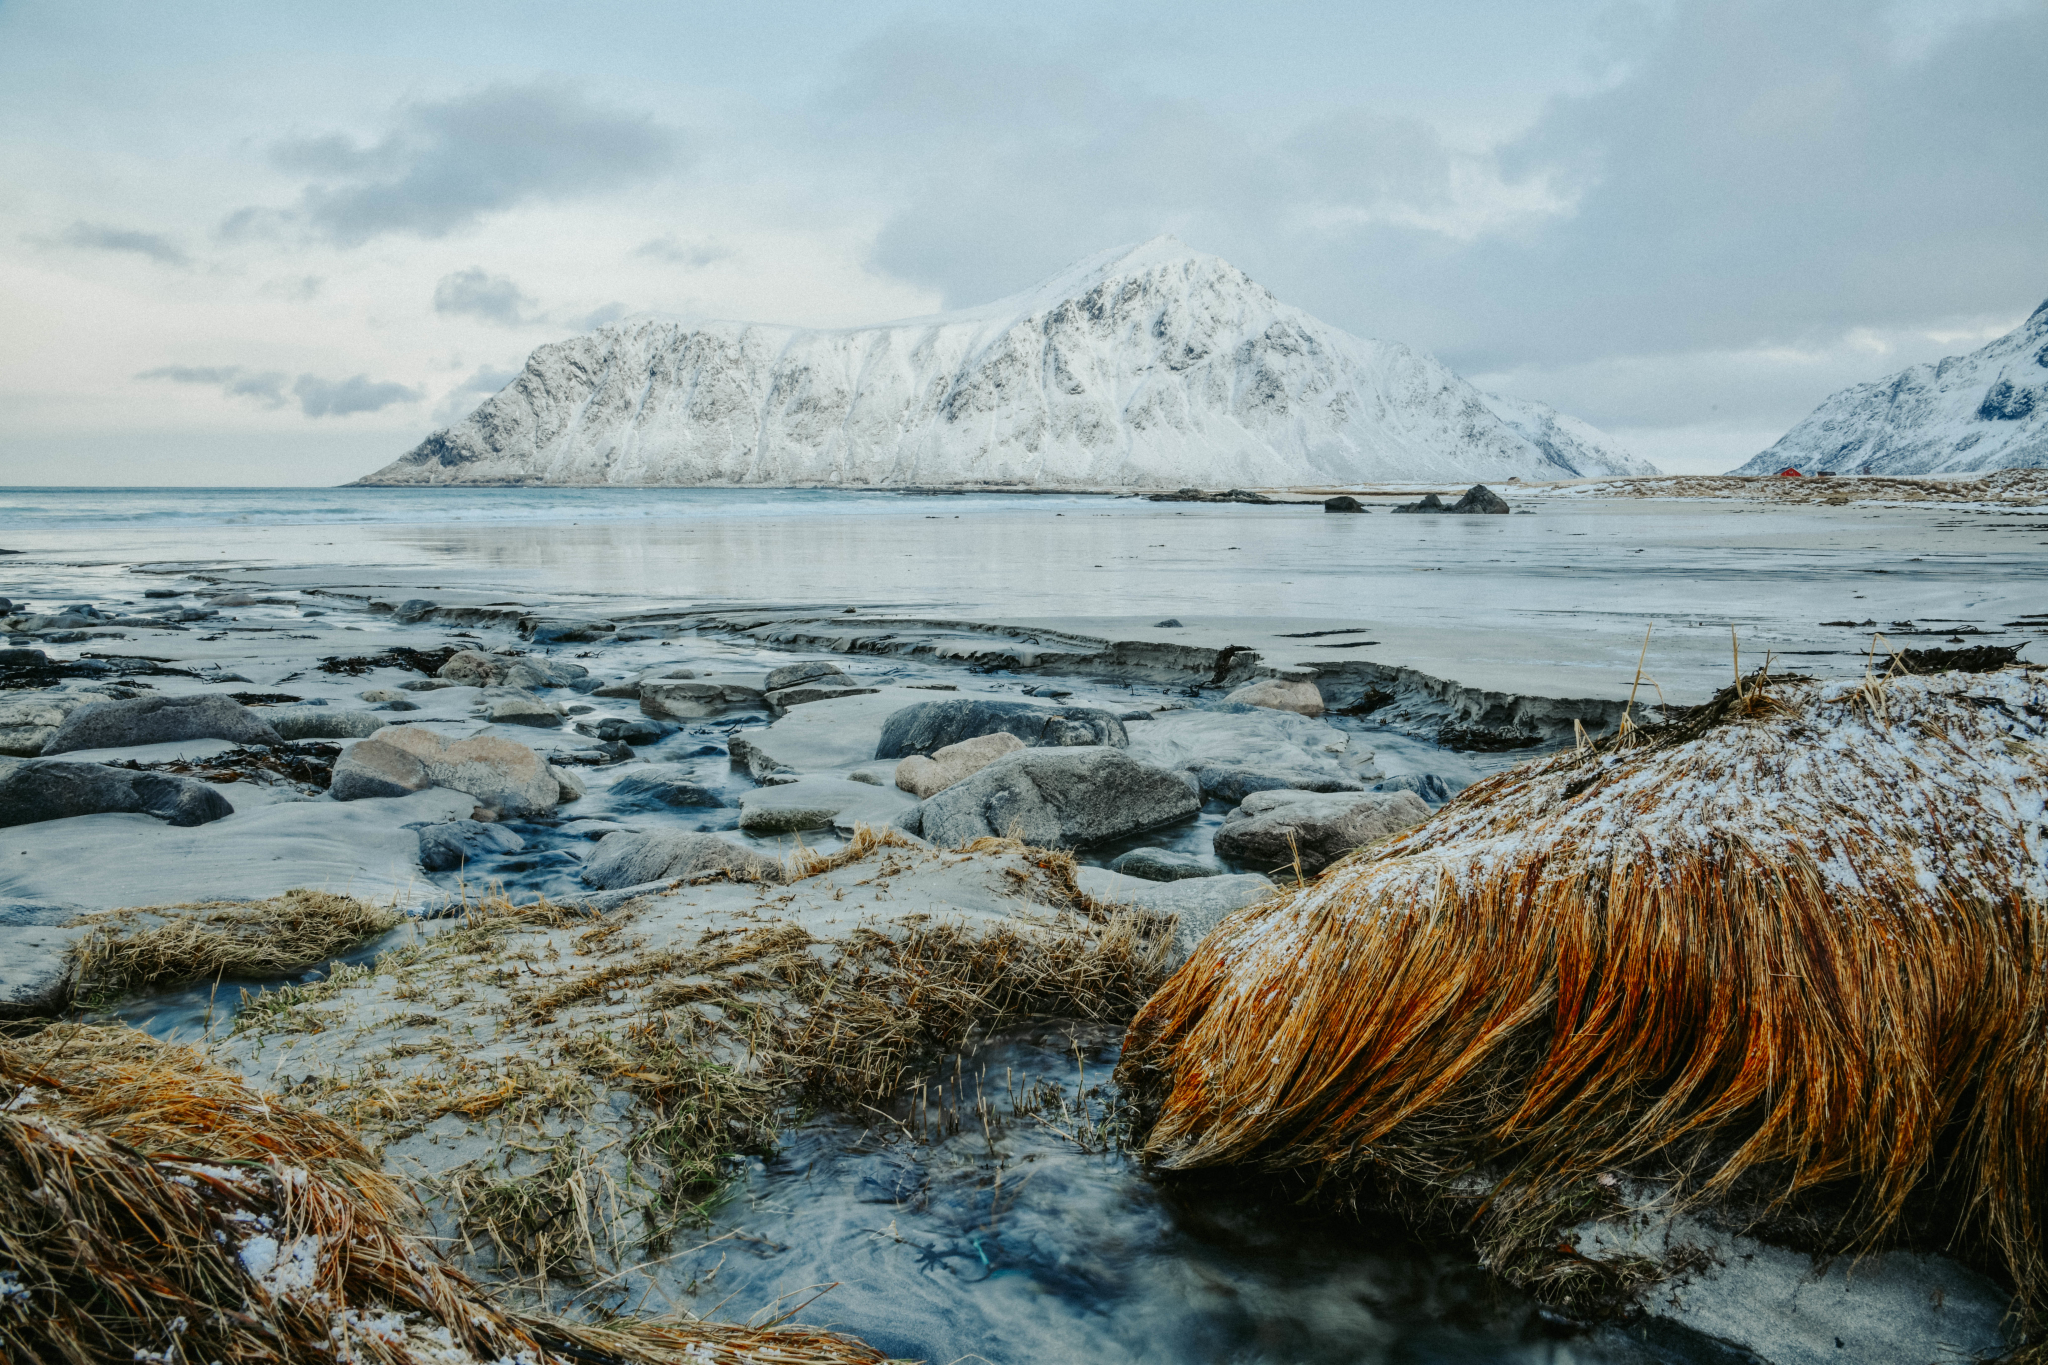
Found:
1733,300 -> 2048,476
358,238 -> 1655,488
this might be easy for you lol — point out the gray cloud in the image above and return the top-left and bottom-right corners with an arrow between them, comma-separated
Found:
433,267 -> 535,325
140,365 -> 420,417
634,236 -> 734,268
230,83 -> 681,246
824,2 -> 2048,434
578,301 -> 631,330
55,221 -> 190,266
292,373 -> 420,417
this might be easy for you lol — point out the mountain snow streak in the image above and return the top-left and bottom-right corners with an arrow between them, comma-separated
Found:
1734,299 -> 2048,476
359,238 -> 1653,488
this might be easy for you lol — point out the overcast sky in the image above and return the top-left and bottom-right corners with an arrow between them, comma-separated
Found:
1,0 -> 2042,484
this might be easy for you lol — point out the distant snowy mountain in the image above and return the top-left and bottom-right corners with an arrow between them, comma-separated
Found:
1733,300 -> 2048,476
359,238 -> 1654,488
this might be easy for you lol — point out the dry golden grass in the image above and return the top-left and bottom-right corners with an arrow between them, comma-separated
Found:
1120,666 -> 2048,1320
70,890 -> 401,1001
0,1024 -> 898,1365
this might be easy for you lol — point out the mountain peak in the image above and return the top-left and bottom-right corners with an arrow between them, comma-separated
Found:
1734,299 -> 2048,475
359,240 -> 1652,488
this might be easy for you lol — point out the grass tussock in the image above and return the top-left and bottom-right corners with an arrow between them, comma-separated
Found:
0,1024 -> 897,1365
1120,666 -> 2048,1321
71,890 -> 401,1001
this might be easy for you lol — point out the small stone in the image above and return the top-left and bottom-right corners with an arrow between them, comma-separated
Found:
1108,848 -> 1218,882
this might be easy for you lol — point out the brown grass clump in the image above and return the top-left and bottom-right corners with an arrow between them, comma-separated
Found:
1120,666 -> 2048,1319
0,1024 -> 897,1365
71,890 -> 401,1001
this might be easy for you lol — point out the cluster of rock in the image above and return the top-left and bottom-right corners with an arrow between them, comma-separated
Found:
1390,484 -> 1512,515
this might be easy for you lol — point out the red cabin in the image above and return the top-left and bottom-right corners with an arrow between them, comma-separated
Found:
1776,467 -> 1803,477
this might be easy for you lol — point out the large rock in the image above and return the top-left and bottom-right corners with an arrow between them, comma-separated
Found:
0,920 -> 87,1018
0,758 -> 234,828
330,739 -> 432,801
609,767 -> 727,808
483,693 -> 562,727
736,777 -> 917,835
1323,495 -> 1366,512
266,706 -> 388,740
417,819 -> 526,872
767,682 -> 878,709
40,694 -> 283,755
1124,706 -> 1366,802
918,747 -> 1201,849
641,677 -> 766,719
894,732 -> 1026,799
436,649 -> 587,690
876,699 -> 1128,760
0,694 -> 87,757
331,728 -> 559,817
580,830 -> 785,889
764,661 -> 850,692
1213,788 -> 1430,874
1221,678 -> 1325,719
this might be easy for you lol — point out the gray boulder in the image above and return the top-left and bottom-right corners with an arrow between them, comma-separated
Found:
330,741 -> 431,800
266,706 -> 387,741
580,830 -> 785,889
436,649 -> 588,690
1451,484 -> 1511,514
876,699 -> 1129,760
918,747 -> 1200,849
766,682 -> 878,709
1323,495 -> 1366,512
330,729 -> 560,817
609,768 -> 727,808
640,677 -> 767,719
1109,848 -> 1218,882
40,694 -> 283,755
574,716 -> 677,745
0,759 -> 234,828
0,693 -> 88,757
764,661 -> 849,692
391,598 -> 437,623
0,922 -> 88,1018
736,777 -> 915,835
483,693 -> 562,727
1213,788 -> 1430,875
417,819 -> 526,872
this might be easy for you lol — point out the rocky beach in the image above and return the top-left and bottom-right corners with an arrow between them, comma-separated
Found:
4,478 -> 2045,1365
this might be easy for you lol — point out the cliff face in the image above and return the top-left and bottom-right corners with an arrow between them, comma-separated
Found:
359,237 -> 1654,487
1733,300 -> 2048,476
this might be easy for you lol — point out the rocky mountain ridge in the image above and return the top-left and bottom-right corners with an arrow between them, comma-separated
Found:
358,237 -> 1654,488
1733,299 -> 2048,475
